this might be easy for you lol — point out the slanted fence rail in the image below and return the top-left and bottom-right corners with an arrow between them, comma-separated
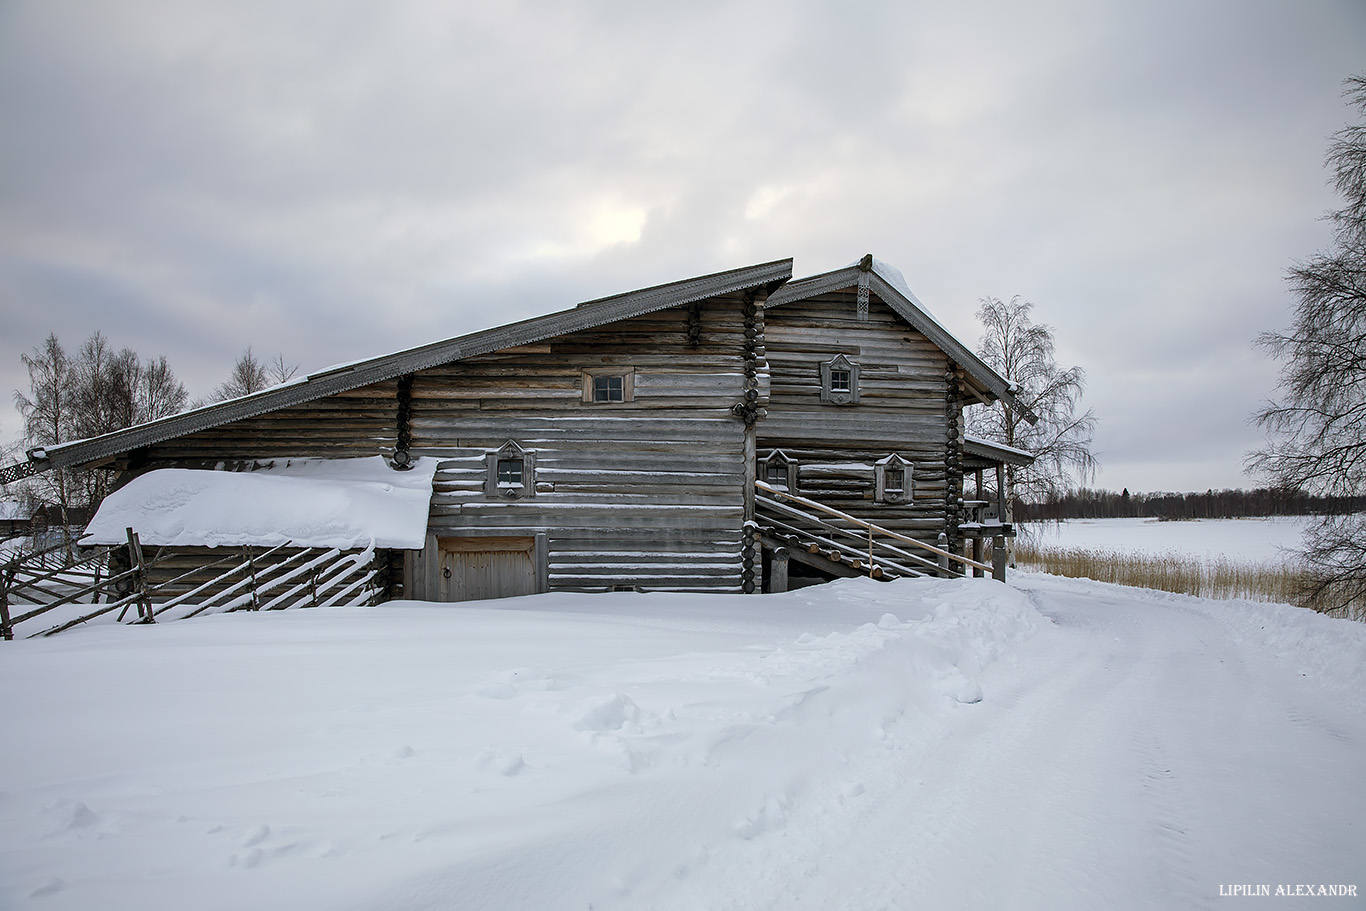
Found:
754,480 -> 1002,583
1,529 -> 382,640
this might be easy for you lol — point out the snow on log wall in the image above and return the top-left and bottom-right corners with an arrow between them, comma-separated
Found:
761,292 -> 954,544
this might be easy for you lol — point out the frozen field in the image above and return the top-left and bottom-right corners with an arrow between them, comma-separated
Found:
2,574 -> 1362,910
1019,516 -> 1313,563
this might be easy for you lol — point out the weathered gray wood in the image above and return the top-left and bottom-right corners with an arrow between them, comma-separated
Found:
29,259 -> 1023,605
30,261 -> 791,473
770,546 -> 789,593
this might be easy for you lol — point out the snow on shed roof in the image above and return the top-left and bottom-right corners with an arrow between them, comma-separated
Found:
81,456 -> 439,550
963,435 -> 1035,467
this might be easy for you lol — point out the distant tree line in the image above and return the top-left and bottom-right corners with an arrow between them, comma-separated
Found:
1015,486 -> 1366,523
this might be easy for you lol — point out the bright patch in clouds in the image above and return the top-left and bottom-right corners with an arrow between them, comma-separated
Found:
523,199 -> 649,262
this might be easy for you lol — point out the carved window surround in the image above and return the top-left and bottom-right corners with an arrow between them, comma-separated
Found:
819,354 -> 860,405
485,440 -> 537,499
875,453 -> 912,504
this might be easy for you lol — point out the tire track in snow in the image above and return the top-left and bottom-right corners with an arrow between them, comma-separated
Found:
672,581 -> 1365,911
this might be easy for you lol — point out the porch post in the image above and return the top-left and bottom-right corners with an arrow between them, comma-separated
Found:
770,546 -> 789,593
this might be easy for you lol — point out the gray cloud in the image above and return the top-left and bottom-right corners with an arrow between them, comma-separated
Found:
2,0 -> 1363,491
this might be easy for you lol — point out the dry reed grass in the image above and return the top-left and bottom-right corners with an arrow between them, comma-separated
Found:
1010,540 -> 1309,606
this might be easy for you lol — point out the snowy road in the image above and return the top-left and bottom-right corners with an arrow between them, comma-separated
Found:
705,576 -> 1366,910
1,575 -> 1362,910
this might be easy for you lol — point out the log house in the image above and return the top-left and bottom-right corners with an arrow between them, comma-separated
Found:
3,255 -> 1033,603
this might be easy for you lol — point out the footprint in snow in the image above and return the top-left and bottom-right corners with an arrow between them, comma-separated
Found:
934,669 -> 984,704
242,824 -> 270,848
475,749 -> 526,776
572,693 -> 644,733
29,878 -> 63,898
475,682 -> 518,700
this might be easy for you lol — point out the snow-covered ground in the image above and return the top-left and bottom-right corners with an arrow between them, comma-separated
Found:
1020,516 -> 1313,563
2,575 -> 1363,910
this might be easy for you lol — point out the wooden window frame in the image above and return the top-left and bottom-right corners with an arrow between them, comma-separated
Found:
581,367 -> 636,404
760,449 -> 797,492
485,440 -> 536,499
874,453 -> 912,504
819,354 -> 861,405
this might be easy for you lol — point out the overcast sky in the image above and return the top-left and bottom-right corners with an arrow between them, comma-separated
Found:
2,0 -> 1363,493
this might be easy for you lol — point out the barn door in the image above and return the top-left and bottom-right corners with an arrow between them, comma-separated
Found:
437,536 -> 537,602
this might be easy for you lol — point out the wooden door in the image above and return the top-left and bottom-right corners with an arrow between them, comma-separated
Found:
437,537 -> 537,602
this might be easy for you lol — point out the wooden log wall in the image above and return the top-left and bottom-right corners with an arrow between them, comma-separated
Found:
760,290 -> 955,547
121,282 -> 977,594
408,293 -> 754,593
138,381 -> 401,465
128,294 -> 757,596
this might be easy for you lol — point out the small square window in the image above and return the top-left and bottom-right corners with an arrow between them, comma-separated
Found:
766,463 -> 788,487
497,458 -> 524,486
594,374 -> 625,403
829,368 -> 852,394
884,467 -> 904,492
582,368 -> 635,403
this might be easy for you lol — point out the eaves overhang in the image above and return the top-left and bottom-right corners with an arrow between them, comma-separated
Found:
964,435 -> 1035,468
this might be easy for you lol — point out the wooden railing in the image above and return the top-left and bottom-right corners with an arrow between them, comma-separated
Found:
1,529 -> 383,640
755,480 -> 1000,581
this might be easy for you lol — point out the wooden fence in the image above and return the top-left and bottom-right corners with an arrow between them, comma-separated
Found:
1,528 -> 384,640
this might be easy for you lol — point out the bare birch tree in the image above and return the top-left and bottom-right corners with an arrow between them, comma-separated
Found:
969,296 -> 1098,541
1249,75 -> 1366,619
12,332 -> 188,522
210,346 -> 269,401
13,333 -> 76,532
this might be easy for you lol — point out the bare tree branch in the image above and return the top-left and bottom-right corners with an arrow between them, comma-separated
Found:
968,295 -> 1099,561
1248,74 -> 1366,619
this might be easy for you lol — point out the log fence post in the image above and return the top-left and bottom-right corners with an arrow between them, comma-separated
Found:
244,548 -> 260,611
1,559 -> 14,641
992,535 -> 1007,582
125,527 -> 154,623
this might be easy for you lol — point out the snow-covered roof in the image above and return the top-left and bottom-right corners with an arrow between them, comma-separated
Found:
963,435 -> 1035,467
81,456 -> 439,550
0,499 -> 29,521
